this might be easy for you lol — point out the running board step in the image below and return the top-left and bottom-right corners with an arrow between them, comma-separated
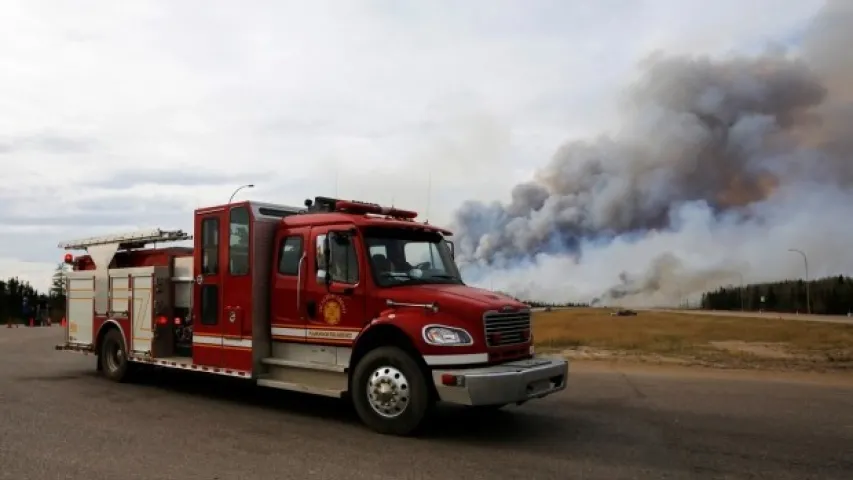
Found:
257,378 -> 345,398
261,357 -> 347,373
259,358 -> 349,394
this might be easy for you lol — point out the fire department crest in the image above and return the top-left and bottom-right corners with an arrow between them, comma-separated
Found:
319,294 -> 346,325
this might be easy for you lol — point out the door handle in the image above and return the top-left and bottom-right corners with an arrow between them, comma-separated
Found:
306,300 -> 316,318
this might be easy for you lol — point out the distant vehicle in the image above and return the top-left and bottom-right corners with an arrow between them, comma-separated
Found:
610,309 -> 637,316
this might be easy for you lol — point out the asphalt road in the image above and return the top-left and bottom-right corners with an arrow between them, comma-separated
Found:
532,306 -> 853,325
2,327 -> 852,480
648,308 -> 853,325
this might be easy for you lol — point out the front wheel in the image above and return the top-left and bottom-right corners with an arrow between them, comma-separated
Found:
351,346 -> 432,436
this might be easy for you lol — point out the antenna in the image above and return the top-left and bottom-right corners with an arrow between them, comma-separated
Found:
425,171 -> 432,224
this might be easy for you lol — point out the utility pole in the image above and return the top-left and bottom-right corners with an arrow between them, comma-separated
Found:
788,248 -> 810,314
737,272 -> 744,311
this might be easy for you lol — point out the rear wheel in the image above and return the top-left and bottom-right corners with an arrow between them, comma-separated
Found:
99,328 -> 131,382
351,346 -> 432,436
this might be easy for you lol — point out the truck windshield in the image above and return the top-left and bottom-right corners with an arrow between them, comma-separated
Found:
363,226 -> 462,287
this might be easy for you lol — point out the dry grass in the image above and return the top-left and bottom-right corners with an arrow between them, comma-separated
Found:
532,308 -> 853,371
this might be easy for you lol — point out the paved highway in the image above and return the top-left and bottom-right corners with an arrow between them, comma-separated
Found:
532,306 -> 853,325
2,327 -> 852,479
649,308 -> 853,325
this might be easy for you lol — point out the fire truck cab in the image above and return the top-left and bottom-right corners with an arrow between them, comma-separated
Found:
55,196 -> 568,435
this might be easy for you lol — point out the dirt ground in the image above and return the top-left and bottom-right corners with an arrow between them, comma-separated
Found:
532,307 -> 853,372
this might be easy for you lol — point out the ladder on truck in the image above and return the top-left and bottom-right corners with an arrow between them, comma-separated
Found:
58,228 -> 192,251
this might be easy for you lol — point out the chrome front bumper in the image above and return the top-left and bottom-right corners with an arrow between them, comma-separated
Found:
431,356 -> 569,406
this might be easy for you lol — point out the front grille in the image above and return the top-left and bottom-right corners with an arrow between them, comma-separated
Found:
483,309 -> 531,347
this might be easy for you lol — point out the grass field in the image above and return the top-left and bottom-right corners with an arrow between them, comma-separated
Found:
532,308 -> 853,371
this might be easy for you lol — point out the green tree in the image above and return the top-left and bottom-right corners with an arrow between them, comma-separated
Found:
700,275 -> 853,315
50,263 -> 68,298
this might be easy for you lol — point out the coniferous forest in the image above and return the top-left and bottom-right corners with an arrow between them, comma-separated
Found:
700,275 -> 853,315
0,264 -> 67,325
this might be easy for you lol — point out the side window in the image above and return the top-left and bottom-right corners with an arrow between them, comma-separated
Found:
201,217 -> 219,275
329,232 -> 359,284
278,235 -> 303,275
229,207 -> 250,275
316,232 -> 359,284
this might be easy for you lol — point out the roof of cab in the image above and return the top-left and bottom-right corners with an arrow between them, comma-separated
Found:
281,211 -> 453,235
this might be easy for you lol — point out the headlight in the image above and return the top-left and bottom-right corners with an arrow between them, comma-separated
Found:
422,325 -> 473,346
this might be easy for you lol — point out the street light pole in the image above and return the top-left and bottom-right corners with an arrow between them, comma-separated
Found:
229,184 -> 254,203
737,272 -> 744,311
788,248 -> 810,314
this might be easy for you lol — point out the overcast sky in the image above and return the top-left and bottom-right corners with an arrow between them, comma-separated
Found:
0,0 -> 826,293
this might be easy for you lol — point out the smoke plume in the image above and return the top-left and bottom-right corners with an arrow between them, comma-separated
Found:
451,1 -> 853,307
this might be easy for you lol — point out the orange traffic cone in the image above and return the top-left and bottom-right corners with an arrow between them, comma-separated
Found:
61,317 -> 66,327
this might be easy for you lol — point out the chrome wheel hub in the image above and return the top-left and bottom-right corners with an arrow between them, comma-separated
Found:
366,366 -> 409,418
105,341 -> 123,372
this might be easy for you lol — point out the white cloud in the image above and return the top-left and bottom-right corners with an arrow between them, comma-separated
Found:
0,0 -> 824,292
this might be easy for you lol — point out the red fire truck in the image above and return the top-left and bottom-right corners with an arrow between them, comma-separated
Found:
55,196 -> 568,435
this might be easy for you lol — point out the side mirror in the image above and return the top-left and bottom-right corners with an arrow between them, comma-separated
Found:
323,235 -> 332,287
446,240 -> 455,259
316,234 -> 332,287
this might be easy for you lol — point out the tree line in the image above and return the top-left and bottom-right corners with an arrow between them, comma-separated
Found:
700,275 -> 853,315
0,264 -> 68,324
492,291 -> 589,308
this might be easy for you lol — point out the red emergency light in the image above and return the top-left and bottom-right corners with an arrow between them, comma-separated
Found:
335,200 -> 418,219
63,253 -> 74,264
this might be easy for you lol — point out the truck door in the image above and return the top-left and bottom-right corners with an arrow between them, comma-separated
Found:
192,209 -> 225,367
222,204 -> 252,341
271,226 -> 309,341
302,226 -> 368,342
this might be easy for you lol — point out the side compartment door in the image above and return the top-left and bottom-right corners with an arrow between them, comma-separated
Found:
192,210 -> 225,367
270,227 -> 308,341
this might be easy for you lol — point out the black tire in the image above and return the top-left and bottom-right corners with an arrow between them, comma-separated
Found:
99,328 -> 131,382
350,346 -> 432,436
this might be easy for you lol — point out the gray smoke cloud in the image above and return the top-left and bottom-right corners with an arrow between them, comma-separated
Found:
451,1 -> 853,306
